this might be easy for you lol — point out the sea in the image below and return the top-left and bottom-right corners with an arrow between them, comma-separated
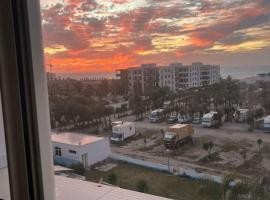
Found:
58,65 -> 270,80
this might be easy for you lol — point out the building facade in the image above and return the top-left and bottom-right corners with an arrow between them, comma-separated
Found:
126,63 -> 158,95
117,62 -> 220,95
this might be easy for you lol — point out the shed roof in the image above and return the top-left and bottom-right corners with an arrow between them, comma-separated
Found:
51,132 -> 104,146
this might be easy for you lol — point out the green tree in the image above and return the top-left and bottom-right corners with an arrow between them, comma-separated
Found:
257,138 -> 263,153
203,141 -> 214,159
221,174 -> 234,200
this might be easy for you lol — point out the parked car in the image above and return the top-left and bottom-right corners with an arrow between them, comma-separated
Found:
178,114 -> 191,124
192,117 -> 202,124
167,116 -> 178,124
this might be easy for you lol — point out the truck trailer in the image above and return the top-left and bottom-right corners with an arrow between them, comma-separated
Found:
164,124 -> 194,150
110,122 -> 136,143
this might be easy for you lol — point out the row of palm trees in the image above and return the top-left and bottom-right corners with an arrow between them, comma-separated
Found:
129,77 -> 241,122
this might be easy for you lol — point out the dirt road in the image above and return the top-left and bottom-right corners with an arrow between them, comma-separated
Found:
132,120 -> 270,143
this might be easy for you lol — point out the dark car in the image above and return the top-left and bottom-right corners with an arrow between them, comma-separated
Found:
167,116 -> 178,124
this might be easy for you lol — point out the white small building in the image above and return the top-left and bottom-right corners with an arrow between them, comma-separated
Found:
51,133 -> 110,168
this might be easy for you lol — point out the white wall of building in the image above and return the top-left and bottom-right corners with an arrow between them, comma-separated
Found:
52,138 -> 110,167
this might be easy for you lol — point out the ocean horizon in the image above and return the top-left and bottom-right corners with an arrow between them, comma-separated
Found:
57,65 -> 270,80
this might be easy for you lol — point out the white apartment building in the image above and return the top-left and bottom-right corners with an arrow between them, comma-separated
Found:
159,62 -> 220,91
119,62 -> 220,95
159,64 -> 179,91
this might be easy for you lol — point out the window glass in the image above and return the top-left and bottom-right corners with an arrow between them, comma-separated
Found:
40,0 -> 270,199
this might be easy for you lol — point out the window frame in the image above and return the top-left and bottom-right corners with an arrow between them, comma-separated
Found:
0,0 -> 54,199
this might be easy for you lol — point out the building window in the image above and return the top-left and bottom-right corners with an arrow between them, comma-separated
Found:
69,150 -> 76,154
55,147 -> 62,156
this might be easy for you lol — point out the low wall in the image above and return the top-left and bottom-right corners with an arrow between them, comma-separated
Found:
110,153 -> 235,185
110,153 -> 171,172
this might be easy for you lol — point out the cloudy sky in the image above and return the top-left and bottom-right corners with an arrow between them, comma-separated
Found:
41,0 -> 270,73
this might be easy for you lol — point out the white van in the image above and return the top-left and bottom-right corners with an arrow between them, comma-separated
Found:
202,111 -> 218,127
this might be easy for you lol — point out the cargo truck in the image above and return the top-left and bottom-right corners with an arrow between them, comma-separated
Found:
110,122 -> 136,143
163,124 -> 194,150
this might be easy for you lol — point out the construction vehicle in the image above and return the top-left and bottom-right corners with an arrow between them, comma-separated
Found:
163,124 -> 194,150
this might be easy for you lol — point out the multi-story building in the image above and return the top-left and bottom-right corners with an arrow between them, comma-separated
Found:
160,62 -> 220,91
123,63 -> 158,95
159,64 -> 178,91
117,62 -> 220,95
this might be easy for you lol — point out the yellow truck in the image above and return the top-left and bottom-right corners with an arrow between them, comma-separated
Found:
164,124 -> 194,150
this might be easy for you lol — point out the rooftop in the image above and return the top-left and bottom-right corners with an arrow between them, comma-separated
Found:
0,168 -> 171,200
51,132 -> 104,146
0,168 -> 10,200
169,124 -> 188,129
55,175 -> 170,200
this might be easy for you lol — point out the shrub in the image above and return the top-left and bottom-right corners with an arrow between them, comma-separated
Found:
70,163 -> 86,175
107,172 -> 117,185
136,180 -> 149,193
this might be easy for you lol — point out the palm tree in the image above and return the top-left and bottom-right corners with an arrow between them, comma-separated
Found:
257,138 -> 263,153
221,174 -> 235,200
203,141 -> 214,159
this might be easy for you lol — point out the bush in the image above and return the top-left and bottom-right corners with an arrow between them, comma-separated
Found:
70,163 -> 86,176
107,172 -> 117,185
136,180 -> 149,193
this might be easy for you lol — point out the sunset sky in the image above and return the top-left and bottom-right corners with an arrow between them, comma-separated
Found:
41,0 -> 270,73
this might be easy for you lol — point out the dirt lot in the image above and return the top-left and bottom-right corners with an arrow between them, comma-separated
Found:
111,118 -> 270,179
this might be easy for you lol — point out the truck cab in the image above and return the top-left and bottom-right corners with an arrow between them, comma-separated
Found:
110,122 -> 136,143
110,132 -> 123,143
